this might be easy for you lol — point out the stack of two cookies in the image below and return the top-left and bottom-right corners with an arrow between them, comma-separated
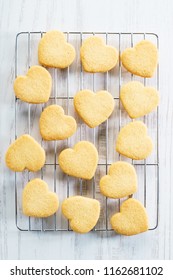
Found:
5,30 -> 159,235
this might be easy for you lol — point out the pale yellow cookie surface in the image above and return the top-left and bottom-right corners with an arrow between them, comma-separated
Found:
14,65 -> 52,104
39,105 -> 77,140
22,178 -> 59,218
5,134 -> 45,172
116,121 -> 153,160
80,36 -> 118,73
100,161 -> 137,199
120,81 -> 159,118
74,90 -> 115,128
111,198 -> 149,236
58,141 -> 98,179
121,40 -> 158,78
38,30 -> 76,68
62,196 -> 100,233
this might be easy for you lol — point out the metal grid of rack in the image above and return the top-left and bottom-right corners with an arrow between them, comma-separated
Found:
15,32 -> 159,232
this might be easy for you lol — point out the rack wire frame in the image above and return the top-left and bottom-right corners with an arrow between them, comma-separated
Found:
14,31 -> 159,232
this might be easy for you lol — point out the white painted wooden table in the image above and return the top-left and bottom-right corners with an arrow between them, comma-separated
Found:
0,0 -> 173,260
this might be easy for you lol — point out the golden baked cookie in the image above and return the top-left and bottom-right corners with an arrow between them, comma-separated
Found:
58,141 -> 98,179
38,30 -> 76,68
22,178 -> 59,218
120,81 -> 159,118
62,196 -> 100,233
14,65 -> 52,104
80,36 -> 118,73
5,134 -> 45,172
74,90 -> 115,128
100,161 -> 137,199
111,198 -> 149,236
121,40 -> 158,77
116,121 -> 153,160
39,105 -> 77,140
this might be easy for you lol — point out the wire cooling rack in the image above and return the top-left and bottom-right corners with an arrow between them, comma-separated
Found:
14,31 -> 159,232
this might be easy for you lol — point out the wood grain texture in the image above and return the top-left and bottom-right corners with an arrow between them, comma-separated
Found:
0,0 -> 173,260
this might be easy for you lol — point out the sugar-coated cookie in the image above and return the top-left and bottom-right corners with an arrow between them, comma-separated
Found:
14,65 -> 52,104
116,121 -> 153,160
62,196 -> 100,233
58,141 -> 98,179
74,90 -> 115,128
22,178 -> 59,218
38,30 -> 76,68
5,134 -> 45,172
120,81 -> 159,118
39,105 -> 77,140
80,36 -> 118,73
121,40 -> 158,77
100,161 -> 137,199
111,198 -> 149,236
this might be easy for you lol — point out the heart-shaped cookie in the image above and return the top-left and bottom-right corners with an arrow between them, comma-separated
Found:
39,105 -> 77,140
14,65 -> 52,104
121,40 -> 158,77
100,161 -> 137,199
80,36 -> 118,72
38,30 -> 76,68
22,178 -> 59,218
111,198 -> 149,236
58,141 -> 98,179
116,121 -> 153,160
62,196 -> 100,233
5,134 -> 45,172
120,81 -> 159,118
74,90 -> 115,128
